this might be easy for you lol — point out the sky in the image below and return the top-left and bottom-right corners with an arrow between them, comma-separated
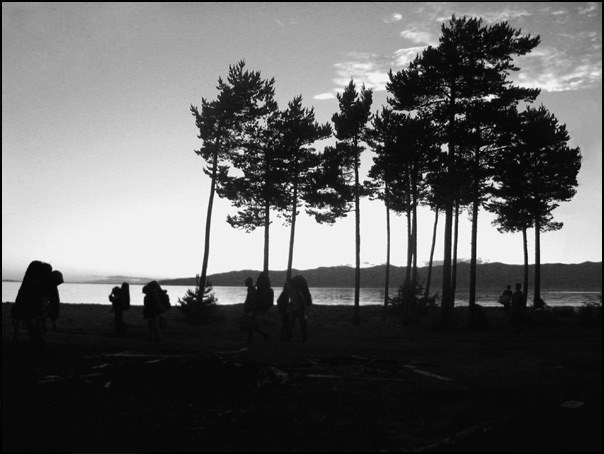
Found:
2,2 -> 602,282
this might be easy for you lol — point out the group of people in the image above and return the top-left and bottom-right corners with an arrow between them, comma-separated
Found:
242,272 -> 312,343
11,260 -> 64,347
108,280 -> 171,341
498,282 -> 530,330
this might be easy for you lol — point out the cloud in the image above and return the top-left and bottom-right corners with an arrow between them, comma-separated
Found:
515,46 -> 602,92
400,28 -> 434,45
314,92 -> 336,100
578,2 -> 599,16
332,52 -> 393,92
384,13 -> 402,24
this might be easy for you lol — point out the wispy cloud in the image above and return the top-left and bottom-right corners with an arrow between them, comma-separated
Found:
516,46 -> 602,92
400,28 -> 435,45
578,2 -> 599,16
313,46 -> 429,99
313,92 -> 336,100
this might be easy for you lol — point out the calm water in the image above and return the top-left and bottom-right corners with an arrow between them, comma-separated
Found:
2,281 -> 600,308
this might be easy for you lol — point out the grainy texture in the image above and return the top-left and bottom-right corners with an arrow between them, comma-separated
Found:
2,302 -> 601,452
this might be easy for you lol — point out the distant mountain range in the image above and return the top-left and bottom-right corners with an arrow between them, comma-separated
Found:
157,261 -> 602,291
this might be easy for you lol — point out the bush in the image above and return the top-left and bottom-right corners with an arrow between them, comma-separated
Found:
177,280 -> 220,325
387,280 -> 439,324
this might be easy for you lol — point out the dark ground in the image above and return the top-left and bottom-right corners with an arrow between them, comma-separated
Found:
2,302 -> 602,452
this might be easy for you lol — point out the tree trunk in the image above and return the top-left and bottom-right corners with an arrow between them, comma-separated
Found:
424,208 -> 439,299
286,177 -> 299,284
441,203 -> 454,324
469,198 -> 479,308
451,201 -> 460,300
534,216 -> 541,307
353,152 -> 361,325
263,199 -> 270,274
199,148 -> 219,292
384,184 -> 391,308
522,226 -> 529,299
411,185 -> 418,287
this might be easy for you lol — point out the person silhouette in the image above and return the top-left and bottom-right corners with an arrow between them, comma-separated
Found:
109,283 -> 128,337
510,282 -> 526,331
498,284 -> 513,311
242,276 -> 269,343
285,275 -> 312,341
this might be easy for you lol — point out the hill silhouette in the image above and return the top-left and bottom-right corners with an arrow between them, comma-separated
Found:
159,261 -> 602,291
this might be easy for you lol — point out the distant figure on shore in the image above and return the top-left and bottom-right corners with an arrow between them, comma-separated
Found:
510,282 -> 526,331
241,275 -> 270,343
285,275 -> 312,341
142,281 -> 163,341
277,282 -> 291,340
109,282 -> 130,337
498,284 -> 513,311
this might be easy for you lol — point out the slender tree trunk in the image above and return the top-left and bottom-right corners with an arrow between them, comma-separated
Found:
353,153 -> 361,326
263,199 -> 270,274
199,148 -> 219,292
469,198 -> 479,308
286,177 -> 299,284
451,201 -> 460,300
411,186 -> 418,287
534,216 -> 541,307
441,203 -> 454,325
441,90 -> 456,326
424,208 -> 439,299
405,208 -> 412,288
522,226 -> 529,299
384,184 -> 391,308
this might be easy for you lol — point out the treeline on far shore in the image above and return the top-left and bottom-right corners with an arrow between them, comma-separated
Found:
157,261 -> 602,291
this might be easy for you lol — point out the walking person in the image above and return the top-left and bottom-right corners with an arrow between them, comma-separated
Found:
241,276 -> 270,343
286,275 -> 312,341
142,281 -> 163,341
510,282 -> 526,331
109,282 -> 129,337
277,282 -> 291,341
498,284 -> 513,312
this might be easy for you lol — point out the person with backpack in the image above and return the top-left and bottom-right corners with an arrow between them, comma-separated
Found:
109,281 -> 129,337
285,275 -> 312,341
142,281 -> 163,341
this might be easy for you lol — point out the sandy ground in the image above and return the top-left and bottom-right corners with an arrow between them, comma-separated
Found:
2,301 -> 602,452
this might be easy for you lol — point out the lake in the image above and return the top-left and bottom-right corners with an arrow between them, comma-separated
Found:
2,281 -> 600,308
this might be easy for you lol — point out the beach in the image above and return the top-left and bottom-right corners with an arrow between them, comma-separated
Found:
2,301 -> 601,452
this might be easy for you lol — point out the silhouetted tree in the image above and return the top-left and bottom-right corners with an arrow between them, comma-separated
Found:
275,96 -> 332,282
191,60 -> 257,291
215,64 -> 280,273
319,80 -> 372,325
387,16 -> 540,325
491,106 -> 581,306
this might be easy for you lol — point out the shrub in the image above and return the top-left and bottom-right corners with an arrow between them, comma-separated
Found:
387,280 -> 439,324
177,280 -> 220,325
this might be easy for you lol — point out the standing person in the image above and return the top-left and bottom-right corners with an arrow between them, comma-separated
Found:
12,260 -> 53,346
510,282 -> 526,331
109,284 -> 127,337
241,276 -> 269,343
286,275 -> 312,341
276,282 -> 291,341
498,284 -> 513,311
255,271 -> 274,338
142,281 -> 163,341
46,270 -> 64,331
